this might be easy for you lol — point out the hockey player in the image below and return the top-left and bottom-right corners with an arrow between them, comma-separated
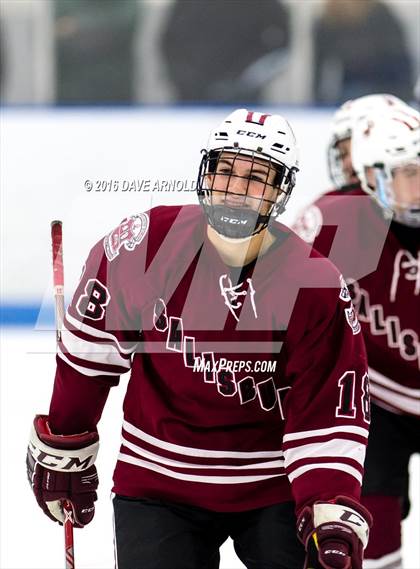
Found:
293,101 -> 420,568
27,109 -> 372,569
327,94 -> 411,194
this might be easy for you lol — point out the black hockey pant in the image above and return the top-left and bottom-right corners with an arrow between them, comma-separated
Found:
113,495 -> 305,569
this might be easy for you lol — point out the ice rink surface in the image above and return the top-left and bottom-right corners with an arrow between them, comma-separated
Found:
1,328 -> 419,568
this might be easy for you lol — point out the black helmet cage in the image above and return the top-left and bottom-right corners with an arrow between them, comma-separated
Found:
196,147 -> 297,236
327,133 -> 360,191
328,138 -> 348,189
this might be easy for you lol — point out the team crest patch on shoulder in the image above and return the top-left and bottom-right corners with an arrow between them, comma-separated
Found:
293,205 -> 323,243
104,213 -> 149,261
345,305 -> 361,335
339,274 -> 351,302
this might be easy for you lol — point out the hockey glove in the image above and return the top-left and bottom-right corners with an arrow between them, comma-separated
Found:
297,496 -> 372,569
26,414 -> 99,528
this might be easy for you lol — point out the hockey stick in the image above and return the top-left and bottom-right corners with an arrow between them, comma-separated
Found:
51,220 -> 75,569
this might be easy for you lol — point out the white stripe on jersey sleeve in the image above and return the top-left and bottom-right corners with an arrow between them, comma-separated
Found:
57,346 -> 122,377
123,420 -> 284,459
287,462 -> 363,485
121,435 -> 285,470
118,453 -> 285,484
283,425 -> 369,443
369,367 -> 420,416
369,367 -> 420,397
283,439 -> 366,469
65,311 -> 138,355
370,382 -> 420,416
61,327 -> 131,370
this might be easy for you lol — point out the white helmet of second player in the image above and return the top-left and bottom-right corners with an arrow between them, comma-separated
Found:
328,94 -> 410,189
352,105 -> 420,227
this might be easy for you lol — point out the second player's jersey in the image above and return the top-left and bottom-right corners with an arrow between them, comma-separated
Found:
49,204 -> 369,514
293,187 -> 420,417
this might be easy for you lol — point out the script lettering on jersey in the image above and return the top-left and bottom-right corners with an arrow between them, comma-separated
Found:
349,280 -> 420,369
153,298 -> 289,417
390,249 -> 420,302
219,275 -> 257,322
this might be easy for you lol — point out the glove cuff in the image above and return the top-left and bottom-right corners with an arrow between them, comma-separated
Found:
28,415 -> 99,473
297,495 -> 372,550
312,502 -> 370,548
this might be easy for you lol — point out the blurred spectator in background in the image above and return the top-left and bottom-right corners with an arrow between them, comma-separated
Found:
414,75 -> 420,107
0,22 -> 4,95
55,0 -> 138,104
313,0 -> 413,104
161,0 -> 290,104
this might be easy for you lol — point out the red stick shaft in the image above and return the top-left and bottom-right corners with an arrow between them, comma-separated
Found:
63,501 -> 75,569
51,220 -> 64,288
51,221 -> 75,568
51,220 -> 65,341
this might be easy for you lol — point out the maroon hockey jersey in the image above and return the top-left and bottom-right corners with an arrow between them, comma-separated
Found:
49,204 -> 369,513
294,187 -> 419,417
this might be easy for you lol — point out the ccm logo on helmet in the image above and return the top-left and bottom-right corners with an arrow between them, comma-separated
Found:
236,129 -> 266,139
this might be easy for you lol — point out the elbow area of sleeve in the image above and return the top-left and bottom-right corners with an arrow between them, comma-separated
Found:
48,357 -> 117,435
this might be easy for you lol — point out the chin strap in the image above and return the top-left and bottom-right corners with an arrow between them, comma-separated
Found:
204,204 -> 270,239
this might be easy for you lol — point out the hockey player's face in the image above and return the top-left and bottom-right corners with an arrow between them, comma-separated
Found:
336,139 -> 358,185
392,163 -> 420,207
207,153 -> 278,215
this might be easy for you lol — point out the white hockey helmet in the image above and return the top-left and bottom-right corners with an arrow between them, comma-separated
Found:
328,94 -> 410,189
197,109 -> 299,238
352,105 -> 420,227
